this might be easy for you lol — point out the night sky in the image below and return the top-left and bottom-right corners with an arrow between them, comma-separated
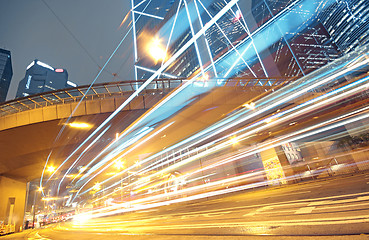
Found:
0,0 -> 134,100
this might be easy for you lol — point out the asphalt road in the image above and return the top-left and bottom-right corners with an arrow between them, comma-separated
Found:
2,172 -> 369,239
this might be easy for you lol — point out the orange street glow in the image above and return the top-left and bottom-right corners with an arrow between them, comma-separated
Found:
69,122 -> 92,129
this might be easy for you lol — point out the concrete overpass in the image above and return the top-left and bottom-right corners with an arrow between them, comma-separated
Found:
0,77 -> 289,232
0,78 -> 184,232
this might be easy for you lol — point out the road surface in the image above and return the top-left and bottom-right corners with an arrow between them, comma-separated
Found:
2,172 -> 369,239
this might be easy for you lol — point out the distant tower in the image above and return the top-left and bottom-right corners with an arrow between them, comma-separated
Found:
131,0 -> 178,80
0,48 -> 13,102
16,59 -> 77,98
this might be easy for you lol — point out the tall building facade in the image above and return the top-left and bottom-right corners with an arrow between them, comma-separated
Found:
0,48 -> 13,102
16,59 -> 77,98
131,0 -> 178,80
133,0 -> 369,81
250,0 -> 369,77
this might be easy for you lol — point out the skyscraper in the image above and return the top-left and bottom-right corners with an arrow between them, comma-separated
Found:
132,0 -> 369,82
16,59 -> 77,98
0,48 -> 13,102
250,0 -> 369,77
131,0 -> 179,80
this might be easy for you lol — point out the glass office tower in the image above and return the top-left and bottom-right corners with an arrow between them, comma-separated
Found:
0,48 -> 13,102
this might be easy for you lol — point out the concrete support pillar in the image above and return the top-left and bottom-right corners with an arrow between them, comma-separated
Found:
0,176 -> 27,232
259,147 -> 288,186
345,120 -> 369,171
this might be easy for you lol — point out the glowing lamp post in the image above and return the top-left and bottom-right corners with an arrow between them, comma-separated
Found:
243,102 -> 255,110
148,38 -> 167,62
114,160 -> 125,200
47,166 -> 56,174
32,186 -> 43,228
68,122 -> 92,129
92,182 -> 101,192
230,136 -> 239,146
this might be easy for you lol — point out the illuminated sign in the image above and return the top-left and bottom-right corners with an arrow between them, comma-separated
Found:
67,81 -> 77,87
262,156 -> 287,186
282,142 -> 303,165
26,61 -> 35,70
36,61 -> 54,71
25,75 -> 32,89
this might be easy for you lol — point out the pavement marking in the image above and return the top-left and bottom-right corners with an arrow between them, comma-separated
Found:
201,211 -> 231,217
175,191 -> 369,219
134,214 -> 369,230
311,201 -> 369,212
308,194 -> 369,206
295,207 -> 315,214
358,195 -> 369,200
243,206 -> 273,216
270,190 -> 311,198
27,231 -> 51,240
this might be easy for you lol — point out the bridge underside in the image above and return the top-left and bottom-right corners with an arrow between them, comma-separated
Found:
0,84 -> 271,182
0,109 -> 148,182
0,84 -> 277,232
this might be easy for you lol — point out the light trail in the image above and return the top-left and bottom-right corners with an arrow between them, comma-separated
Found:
101,47 -> 369,191
197,0 -> 257,78
65,0 -> 336,195
62,0 -> 243,200
193,0 -> 218,77
184,0 -> 206,77
71,121 -> 176,201
74,100 -> 369,219
42,1 -> 369,221
74,94 -> 369,207
83,49 -> 369,202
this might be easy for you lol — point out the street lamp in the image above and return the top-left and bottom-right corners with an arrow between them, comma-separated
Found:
243,102 -> 255,110
148,37 -> 167,62
47,165 -> 56,174
230,136 -> 239,146
114,160 -> 124,170
79,166 -> 87,173
68,122 -> 92,129
32,186 -> 43,228
92,182 -> 101,192
114,160 -> 125,200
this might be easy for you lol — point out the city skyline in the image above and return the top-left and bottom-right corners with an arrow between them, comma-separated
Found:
0,0 -> 134,100
1,1 -> 369,238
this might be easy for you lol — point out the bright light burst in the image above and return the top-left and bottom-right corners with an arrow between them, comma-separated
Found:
47,166 -> 56,174
148,37 -> 167,61
36,0 -> 369,225
114,160 -> 125,171
68,122 -> 92,129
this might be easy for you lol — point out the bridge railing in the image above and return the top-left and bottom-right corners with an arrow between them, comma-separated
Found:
0,79 -> 186,117
0,77 -> 292,117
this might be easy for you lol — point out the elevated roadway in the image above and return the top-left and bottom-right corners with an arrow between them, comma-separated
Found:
0,79 -> 181,232
0,77 -> 289,232
0,78 -> 289,180
0,79 -> 184,181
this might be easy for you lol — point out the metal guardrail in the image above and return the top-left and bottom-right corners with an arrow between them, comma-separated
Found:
0,79 -> 184,117
0,77 -> 293,117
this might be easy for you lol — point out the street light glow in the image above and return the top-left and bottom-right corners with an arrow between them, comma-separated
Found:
47,166 -> 56,174
230,136 -> 239,145
79,166 -> 87,173
243,102 -> 255,110
148,38 -> 167,61
114,160 -> 125,171
42,197 -> 58,201
68,122 -> 92,129
93,182 -> 102,191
